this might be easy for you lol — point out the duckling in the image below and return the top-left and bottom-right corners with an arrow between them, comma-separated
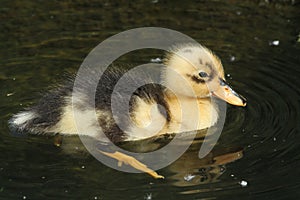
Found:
9,44 -> 246,178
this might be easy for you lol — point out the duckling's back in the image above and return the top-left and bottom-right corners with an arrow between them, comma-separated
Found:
9,67 -> 170,143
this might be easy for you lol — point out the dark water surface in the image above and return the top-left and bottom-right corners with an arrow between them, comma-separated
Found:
1,0 -> 299,199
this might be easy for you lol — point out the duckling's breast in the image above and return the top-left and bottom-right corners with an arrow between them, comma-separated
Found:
125,87 -> 219,141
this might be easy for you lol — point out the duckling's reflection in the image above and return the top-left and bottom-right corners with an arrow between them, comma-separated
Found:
118,129 -> 243,186
167,141 -> 243,186
56,129 -> 243,186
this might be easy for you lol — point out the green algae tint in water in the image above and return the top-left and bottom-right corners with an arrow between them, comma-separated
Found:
0,1 -> 300,199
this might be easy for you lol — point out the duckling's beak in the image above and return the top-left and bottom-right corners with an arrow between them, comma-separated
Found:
211,78 -> 247,107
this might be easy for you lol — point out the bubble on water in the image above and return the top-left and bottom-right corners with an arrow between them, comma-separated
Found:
239,180 -> 248,187
269,40 -> 279,46
144,193 -> 152,200
229,56 -> 236,62
150,57 -> 162,63
6,93 -> 14,97
226,73 -> 232,80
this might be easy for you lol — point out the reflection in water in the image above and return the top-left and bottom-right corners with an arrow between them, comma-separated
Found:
60,130 -> 244,188
119,135 -> 244,191
168,143 -> 243,188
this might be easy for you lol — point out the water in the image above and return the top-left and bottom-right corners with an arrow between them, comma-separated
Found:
1,0 -> 299,199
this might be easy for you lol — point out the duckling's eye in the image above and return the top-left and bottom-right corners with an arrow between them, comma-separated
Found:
199,72 -> 208,78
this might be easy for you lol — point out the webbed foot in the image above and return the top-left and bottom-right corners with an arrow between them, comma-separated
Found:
98,150 -> 164,179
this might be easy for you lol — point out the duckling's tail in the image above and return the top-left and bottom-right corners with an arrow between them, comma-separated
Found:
9,110 -> 40,135
8,81 -> 73,136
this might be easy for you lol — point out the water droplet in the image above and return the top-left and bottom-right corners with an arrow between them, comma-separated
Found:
220,166 -> 226,172
184,174 -> 196,181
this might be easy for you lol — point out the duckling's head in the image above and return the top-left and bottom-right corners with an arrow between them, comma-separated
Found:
162,44 -> 246,106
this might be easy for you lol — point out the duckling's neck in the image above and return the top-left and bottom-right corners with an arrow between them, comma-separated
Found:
164,91 -> 219,133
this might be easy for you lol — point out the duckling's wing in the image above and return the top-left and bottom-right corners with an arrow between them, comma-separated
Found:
125,83 -> 170,141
